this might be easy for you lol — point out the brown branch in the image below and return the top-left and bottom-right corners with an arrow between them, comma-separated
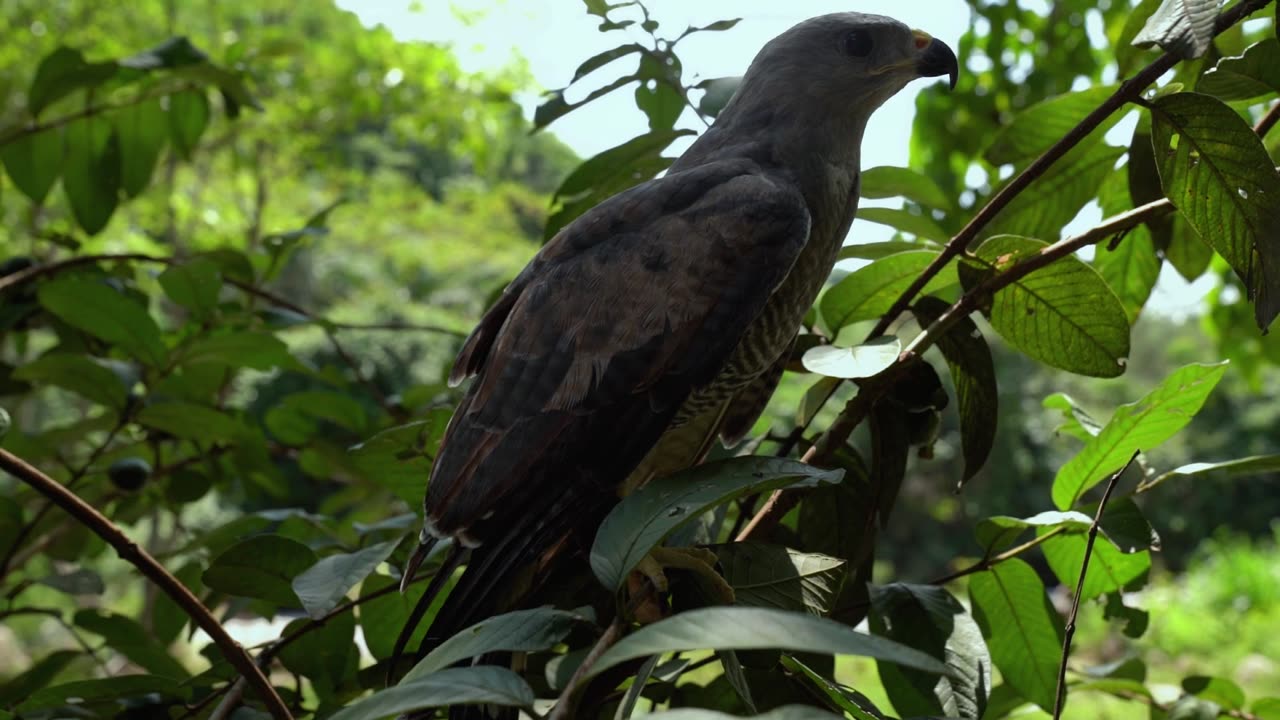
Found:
0,449 -> 293,720
931,526 -> 1071,587
1052,451 -> 1139,720
1256,101 -> 1280,138
549,616 -> 625,720
866,0 -> 1274,341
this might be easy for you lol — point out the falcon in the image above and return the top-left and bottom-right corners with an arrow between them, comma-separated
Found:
395,11 -> 958,672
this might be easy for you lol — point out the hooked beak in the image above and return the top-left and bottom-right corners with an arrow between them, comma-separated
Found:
912,30 -> 959,90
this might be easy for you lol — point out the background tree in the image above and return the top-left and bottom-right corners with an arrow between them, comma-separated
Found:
1,1 -> 1278,719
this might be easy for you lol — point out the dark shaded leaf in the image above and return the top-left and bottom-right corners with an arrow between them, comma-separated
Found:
0,127 -> 64,203
137,402 -> 245,443
348,410 -> 452,506
591,457 -> 842,590
27,46 -> 118,116
37,277 -> 166,366
405,607 -> 587,680
113,98 -> 167,197
694,76 -> 740,118
1183,676 -> 1245,709
1199,38 -> 1280,101
0,650 -> 79,707
961,235 -> 1130,378
158,258 -> 221,317
1095,169 -> 1161,323
781,655 -> 888,720
37,568 -> 104,595
17,675 -> 185,714
167,89 -> 210,159
74,609 -> 188,679
331,667 -> 535,720
293,540 -> 400,619
277,613 -> 357,699
968,559 -> 1063,711
201,534 -> 317,606
178,331 -> 298,372
712,543 -> 847,615
1052,362 -> 1227,509
535,74 -> 635,131
61,116 -> 120,235
13,353 -> 129,410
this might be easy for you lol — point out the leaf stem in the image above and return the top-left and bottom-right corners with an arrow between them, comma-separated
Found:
0,448 -> 293,720
1051,450 -> 1139,720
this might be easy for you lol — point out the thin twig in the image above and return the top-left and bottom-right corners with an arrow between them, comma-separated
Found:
1256,101 -> 1280,138
1051,451 -> 1140,720
549,616 -> 626,720
866,0 -> 1272,341
0,84 -> 196,146
0,449 -> 293,720
931,526 -> 1071,587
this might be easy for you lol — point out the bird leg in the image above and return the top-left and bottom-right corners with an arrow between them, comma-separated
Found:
626,546 -> 736,624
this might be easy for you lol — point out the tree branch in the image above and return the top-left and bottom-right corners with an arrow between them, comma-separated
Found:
866,0 -> 1274,341
0,449 -> 293,720
549,616 -> 625,720
1256,101 -> 1280,138
1052,451 -> 1139,720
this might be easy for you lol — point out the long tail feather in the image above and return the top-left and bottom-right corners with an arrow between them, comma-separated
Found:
388,540 -> 467,684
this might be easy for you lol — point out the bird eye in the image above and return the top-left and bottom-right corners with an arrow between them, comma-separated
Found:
842,29 -> 874,58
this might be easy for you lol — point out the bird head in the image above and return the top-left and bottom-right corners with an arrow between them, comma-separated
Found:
719,12 -> 958,137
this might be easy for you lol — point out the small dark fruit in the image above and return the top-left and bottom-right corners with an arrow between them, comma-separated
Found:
108,457 -> 152,492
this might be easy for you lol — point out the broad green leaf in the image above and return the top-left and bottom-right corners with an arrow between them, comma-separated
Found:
781,656 -> 888,720
1150,92 -> 1280,329
616,654 -> 662,720
359,573 -> 435,661
974,510 -> 1093,554
1041,531 -> 1151,599
711,543 -> 847,615
796,376 -> 840,428
137,402 -> 244,443
860,166 -> 951,209
1133,0 -> 1220,59
618,707 -> 845,720
694,76 -> 741,118
37,278 -> 166,366
1043,393 -> 1104,442
17,675 -> 185,714
717,650 -> 757,712
1149,454 -> 1280,487
838,240 -> 936,261
61,116 -> 120,235
913,297 -> 998,485
1199,39 -> 1280,101
536,74 -> 637,131
961,235 -> 1130,378
293,540 -> 400,619
982,143 -> 1126,241
0,127 -> 64,203
870,584 -> 990,720
74,609 -> 188,679
330,667 -> 535,720
178,331 -> 297,371
969,559 -> 1063,711
27,46 -> 118,116
1095,170 -> 1161,323
590,457 -> 842,590
569,43 -> 643,83
588,607 -> 951,679
801,336 -> 900,379
1183,676 -> 1245,710
0,650 -> 79,707
1251,698 -> 1280,719
158,258 -> 221,317
1096,497 -> 1160,554
349,411 -> 452,506
202,534 -> 317,606
112,98 -> 167,197
269,391 -> 368,443
985,85 -> 1120,165
856,207 -> 949,242
168,89 -> 210,159
277,613 -> 357,699
634,52 -> 683,131
405,607 -> 588,680
1052,362 -> 1228,509
821,251 -> 956,331
13,353 -> 129,410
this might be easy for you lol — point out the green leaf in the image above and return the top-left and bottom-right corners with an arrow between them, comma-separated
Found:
961,235 -> 1130,378
178,331 -> 297,371
112,98 -> 167,197
860,166 -> 951,209
1133,0 -> 1220,59
569,43 -> 643,83
796,376 -> 839,428
158,258 -> 221,317
37,567 -> 104,595
1097,497 -> 1160,553
642,707 -> 847,720
201,534 -> 317,606
590,457 -> 842,590
1251,698 -> 1280,720
781,655 -> 888,720
1167,696 -> 1224,720
406,608 -> 588,681
17,675 -> 184,714
712,543 -> 847,615
913,297 -> 998,485
985,85 -> 1121,165
801,336 -> 900,379
974,510 -> 1093,554
589,607 -> 950,682
1043,392 -> 1104,442
267,390 -> 368,444
167,89 -> 210,159
856,207 -> 949,242
838,240 -> 936,261
968,559 -> 1064,711
13,353 -> 129,410
1052,362 -> 1228,509
74,609 -> 188,679
293,540 -> 400,619
869,584 -> 990,720
1183,676 -> 1246,710
821,251 -> 956,331
1150,92 -> 1280,329
277,613 -> 357,698
1199,38 -> 1280,101
0,650 -> 79,707
27,46 -> 118,116
983,143 -> 1126,241
119,36 -> 209,70
331,667 -> 535,720
137,402 -> 245,443
535,74 -> 636,131
1150,454 -> 1280,486
0,127 -> 64,204
358,573 -> 433,661
349,411 -> 452,506
694,76 -> 740,119
61,116 -> 120,235
1041,531 -> 1150,599
1095,170 -> 1161,323
37,277 -> 166,366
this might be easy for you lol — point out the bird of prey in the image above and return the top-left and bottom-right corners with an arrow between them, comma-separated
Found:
395,10 -> 958,674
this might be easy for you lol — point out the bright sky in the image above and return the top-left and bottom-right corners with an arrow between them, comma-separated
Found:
337,0 -> 1214,317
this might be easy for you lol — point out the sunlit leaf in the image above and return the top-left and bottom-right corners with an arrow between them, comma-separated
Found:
1041,531 -> 1151,599
801,336 -> 900,380
985,85 -> 1120,165
0,127 -> 64,204
856,207 -> 949,242
860,166 -> 952,209
974,510 -> 1093,554
821,250 -> 956,331
982,143 -> 1126,241
1133,0 -> 1220,59
968,559 -> 1063,711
